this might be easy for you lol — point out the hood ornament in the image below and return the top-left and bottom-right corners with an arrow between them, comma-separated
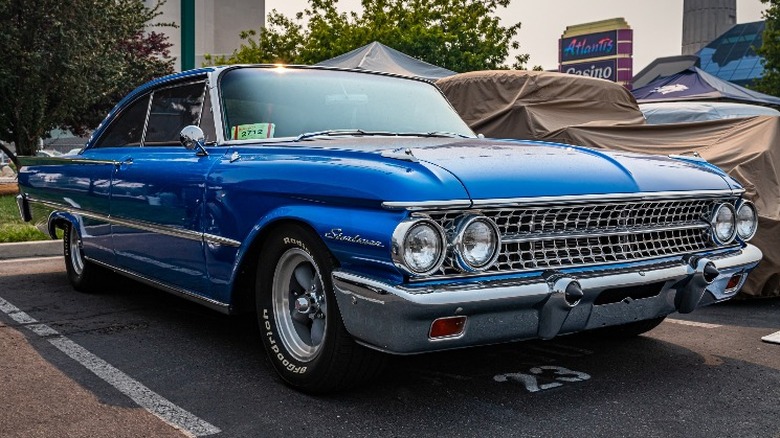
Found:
380,147 -> 419,162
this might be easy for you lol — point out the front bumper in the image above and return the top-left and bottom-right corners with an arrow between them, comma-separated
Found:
332,244 -> 762,354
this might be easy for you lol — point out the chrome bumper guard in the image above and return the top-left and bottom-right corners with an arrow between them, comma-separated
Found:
332,244 -> 762,354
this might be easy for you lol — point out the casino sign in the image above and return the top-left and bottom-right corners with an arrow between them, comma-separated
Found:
559,18 -> 633,88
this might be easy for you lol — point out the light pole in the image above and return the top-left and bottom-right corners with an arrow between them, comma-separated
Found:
181,0 -> 195,70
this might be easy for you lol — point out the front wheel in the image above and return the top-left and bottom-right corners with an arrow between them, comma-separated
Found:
256,224 -> 385,393
63,222 -> 105,293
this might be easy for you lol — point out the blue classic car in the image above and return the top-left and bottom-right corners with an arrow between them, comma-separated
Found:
17,65 -> 762,392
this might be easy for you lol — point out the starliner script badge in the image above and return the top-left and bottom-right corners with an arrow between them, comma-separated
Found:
324,229 -> 385,248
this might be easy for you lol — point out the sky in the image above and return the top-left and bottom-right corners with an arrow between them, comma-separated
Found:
264,0 -> 767,72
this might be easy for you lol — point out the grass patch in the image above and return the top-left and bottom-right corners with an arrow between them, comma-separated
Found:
0,194 -> 49,243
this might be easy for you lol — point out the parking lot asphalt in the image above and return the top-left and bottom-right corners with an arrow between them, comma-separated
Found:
1,316 -> 189,438
0,256 -> 193,438
2,239 -> 174,436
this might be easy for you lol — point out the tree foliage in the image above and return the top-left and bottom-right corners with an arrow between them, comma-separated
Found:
205,0 -> 529,72
0,0 -> 174,157
755,0 -> 780,96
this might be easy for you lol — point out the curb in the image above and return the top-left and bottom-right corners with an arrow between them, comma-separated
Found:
0,240 -> 61,260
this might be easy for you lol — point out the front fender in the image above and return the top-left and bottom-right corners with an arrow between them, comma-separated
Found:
233,204 -> 408,284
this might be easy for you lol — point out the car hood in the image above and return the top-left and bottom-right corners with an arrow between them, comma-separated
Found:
400,139 -> 736,200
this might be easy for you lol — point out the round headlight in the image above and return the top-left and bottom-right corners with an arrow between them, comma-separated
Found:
710,203 -> 736,244
453,215 -> 500,272
736,201 -> 758,241
396,221 -> 445,275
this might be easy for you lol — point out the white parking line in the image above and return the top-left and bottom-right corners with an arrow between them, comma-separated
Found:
761,330 -> 780,344
0,296 -> 221,437
666,319 -> 722,329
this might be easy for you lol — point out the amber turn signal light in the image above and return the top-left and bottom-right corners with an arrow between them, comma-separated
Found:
429,316 -> 467,339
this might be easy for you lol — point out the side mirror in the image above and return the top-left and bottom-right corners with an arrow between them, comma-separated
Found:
180,125 -> 208,156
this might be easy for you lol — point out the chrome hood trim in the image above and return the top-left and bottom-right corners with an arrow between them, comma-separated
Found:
382,188 -> 744,211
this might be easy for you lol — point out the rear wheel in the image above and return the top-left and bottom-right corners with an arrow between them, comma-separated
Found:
63,222 -> 105,293
593,316 -> 667,338
256,224 -> 385,393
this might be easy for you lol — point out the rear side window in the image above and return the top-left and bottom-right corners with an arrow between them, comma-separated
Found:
94,95 -> 150,148
93,80 -> 208,149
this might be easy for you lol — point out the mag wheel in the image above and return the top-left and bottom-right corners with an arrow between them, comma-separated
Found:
272,247 -> 328,362
256,224 -> 385,393
63,221 -> 105,293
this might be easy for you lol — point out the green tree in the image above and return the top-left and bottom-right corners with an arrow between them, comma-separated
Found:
0,0 -> 174,159
754,0 -> 780,96
205,0 -> 529,72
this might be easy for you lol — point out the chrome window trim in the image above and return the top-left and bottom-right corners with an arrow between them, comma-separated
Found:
207,72 -> 226,145
139,91 -> 154,147
141,79 -> 210,147
382,189 -> 744,211
27,197 -> 241,248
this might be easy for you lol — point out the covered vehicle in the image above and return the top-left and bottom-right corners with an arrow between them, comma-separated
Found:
640,101 -> 780,124
437,70 -> 645,139
17,65 -> 761,392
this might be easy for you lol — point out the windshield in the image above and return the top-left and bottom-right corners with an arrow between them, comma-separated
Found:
219,67 -> 474,141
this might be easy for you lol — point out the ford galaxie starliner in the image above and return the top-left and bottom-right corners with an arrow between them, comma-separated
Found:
17,65 -> 762,392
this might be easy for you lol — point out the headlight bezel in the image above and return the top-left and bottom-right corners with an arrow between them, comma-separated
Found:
710,202 -> 737,245
451,214 -> 501,272
735,200 -> 758,241
391,218 -> 447,276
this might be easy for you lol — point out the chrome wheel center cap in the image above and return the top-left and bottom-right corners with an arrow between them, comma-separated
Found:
295,296 -> 312,314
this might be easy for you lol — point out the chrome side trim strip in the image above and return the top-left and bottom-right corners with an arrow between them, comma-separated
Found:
203,233 -> 242,247
27,197 -> 241,247
501,223 -> 710,244
17,156 -> 119,166
87,257 -> 231,314
382,189 -> 743,211
381,199 -> 472,210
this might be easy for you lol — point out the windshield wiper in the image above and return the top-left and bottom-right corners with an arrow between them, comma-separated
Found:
376,131 -> 471,138
294,129 -> 471,142
295,129 -> 369,142
421,131 -> 472,138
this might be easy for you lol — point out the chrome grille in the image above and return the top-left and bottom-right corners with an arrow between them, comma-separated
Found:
425,198 -> 730,277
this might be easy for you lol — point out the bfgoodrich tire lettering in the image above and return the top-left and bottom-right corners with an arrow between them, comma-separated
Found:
256,224 -> 385,393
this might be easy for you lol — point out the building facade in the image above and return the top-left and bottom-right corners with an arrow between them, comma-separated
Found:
145,0 -> 266,71
682,0 -> 736,55
697,21 -> 765,87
